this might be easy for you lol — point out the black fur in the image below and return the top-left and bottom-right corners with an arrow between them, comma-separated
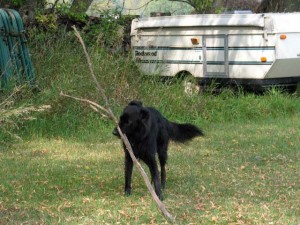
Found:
113,100 -> 203,199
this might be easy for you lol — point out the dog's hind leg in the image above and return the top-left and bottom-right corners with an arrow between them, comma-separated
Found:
158,149 -> 168,190
159,158 -> 167,190
124,152 -> 133,196
144,156 -> 163,200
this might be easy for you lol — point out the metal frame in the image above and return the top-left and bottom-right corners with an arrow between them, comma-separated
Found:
203,35 -> 229,77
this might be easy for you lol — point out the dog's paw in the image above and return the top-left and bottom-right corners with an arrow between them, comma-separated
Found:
124,188 -> 131,197
158,193 -> 164,201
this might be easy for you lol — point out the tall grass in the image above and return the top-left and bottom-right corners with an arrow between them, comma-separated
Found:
1,29 -> 296,143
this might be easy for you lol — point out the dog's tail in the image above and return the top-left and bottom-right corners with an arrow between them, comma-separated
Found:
168,122 -> 204,143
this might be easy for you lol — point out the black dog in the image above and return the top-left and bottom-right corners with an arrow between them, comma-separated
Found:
113,100 -> 203,199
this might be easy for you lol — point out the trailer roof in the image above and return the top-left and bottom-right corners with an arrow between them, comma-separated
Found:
133,14 -> 265,29
133,13 -> 300,32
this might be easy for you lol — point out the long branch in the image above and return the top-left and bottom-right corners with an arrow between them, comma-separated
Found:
72,26 -> 113,116
59,91 -> 111,117
66,26 -> 175,222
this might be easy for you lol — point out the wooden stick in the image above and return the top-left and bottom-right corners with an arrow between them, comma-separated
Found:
59,92 -> 110,117
61,26 -> 176,222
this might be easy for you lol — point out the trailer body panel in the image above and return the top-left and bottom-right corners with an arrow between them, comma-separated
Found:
131,13 -> 300,87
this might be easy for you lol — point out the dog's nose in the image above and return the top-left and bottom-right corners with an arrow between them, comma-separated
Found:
112,127 -> 120,137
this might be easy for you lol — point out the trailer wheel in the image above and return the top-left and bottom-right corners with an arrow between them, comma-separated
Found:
285,85 -> 298,94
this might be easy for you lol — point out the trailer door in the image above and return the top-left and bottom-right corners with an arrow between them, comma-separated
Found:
203,35 -> 229,77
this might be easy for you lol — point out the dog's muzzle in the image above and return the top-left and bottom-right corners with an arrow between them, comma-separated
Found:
112,127 -> 120,137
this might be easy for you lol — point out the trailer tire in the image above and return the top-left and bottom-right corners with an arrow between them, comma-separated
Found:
286,85 -> 298,94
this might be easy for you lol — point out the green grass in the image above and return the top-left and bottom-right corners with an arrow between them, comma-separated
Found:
1,30 -> 300,224
1,118 -> 299,224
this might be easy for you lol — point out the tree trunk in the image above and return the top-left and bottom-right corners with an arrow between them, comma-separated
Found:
27,0 -> 38,24
71,0 -> 94,13
0,0 -> 11,8
285,0 -> 300,11
213,0 -> 227,10
257,0 -> 285,12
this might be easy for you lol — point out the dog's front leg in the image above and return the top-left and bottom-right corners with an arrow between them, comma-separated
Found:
124,151 -> 133,196
144,156 -> 163,200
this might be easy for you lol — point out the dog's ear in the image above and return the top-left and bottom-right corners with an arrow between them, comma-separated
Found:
128,100 -> 143,107
140,107 -> 149,122
140,108 -> 150,138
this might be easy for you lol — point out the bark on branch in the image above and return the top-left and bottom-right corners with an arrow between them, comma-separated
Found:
60,26 -> 175,223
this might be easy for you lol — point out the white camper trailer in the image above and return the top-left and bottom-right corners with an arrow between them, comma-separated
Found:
131,13 -> 300,91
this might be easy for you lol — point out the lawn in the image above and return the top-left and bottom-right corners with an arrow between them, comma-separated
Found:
1,116 -> 299,224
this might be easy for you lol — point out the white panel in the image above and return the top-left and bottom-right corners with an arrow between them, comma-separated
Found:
228,35 -> 276,47
160,49 -> 202,62
134,34 -> 276,48
206,65 -> 226,75
276,34 -> 300,59
230,65 -> 270,79
269,13 -> 300,32
228,49 -> 275,62
134,35 -> 202,48
206,50 -> 225,61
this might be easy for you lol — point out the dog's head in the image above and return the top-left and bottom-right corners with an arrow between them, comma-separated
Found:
113,101 -> 150,139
